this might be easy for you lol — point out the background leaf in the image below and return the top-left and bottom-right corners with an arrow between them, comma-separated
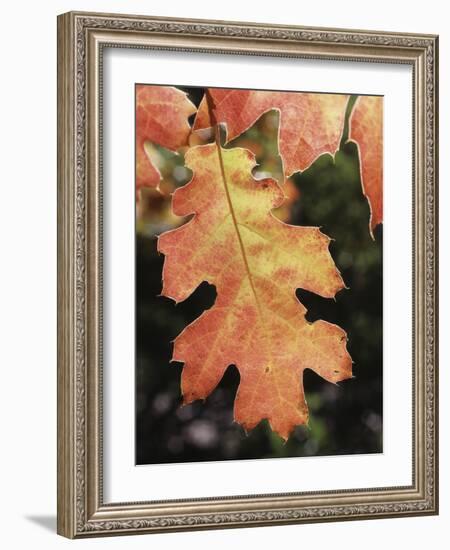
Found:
348,95 -> 383,234
136,85 -> 196,195
194,88 -> 348,178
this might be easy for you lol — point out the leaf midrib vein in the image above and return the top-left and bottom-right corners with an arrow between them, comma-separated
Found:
215,143 -> 264,320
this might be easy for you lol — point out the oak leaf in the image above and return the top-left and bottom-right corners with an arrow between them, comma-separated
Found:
136,85 -> 196,195
193,88 -> 349,178
348,95 -> 383,234
158,143 -> 352,440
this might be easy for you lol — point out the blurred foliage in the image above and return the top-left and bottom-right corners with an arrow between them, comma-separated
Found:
136,87 -> 382,465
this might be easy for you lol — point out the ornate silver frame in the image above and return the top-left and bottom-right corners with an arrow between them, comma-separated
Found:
57,11 -> 439,538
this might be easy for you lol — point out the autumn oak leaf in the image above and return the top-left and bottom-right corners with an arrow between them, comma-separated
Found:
158,143 -> 352,440
193,88 -> 349,178
136,85 -> 196,195
348,95 -> 383,234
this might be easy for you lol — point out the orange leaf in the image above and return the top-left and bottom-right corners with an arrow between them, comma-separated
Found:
193,88 -> 348,178
136,85 -> 196,195
158,143 -> 352,440
348,96 -> 383,234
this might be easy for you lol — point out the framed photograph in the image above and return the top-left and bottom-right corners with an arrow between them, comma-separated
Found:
57,11 -> 439,538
